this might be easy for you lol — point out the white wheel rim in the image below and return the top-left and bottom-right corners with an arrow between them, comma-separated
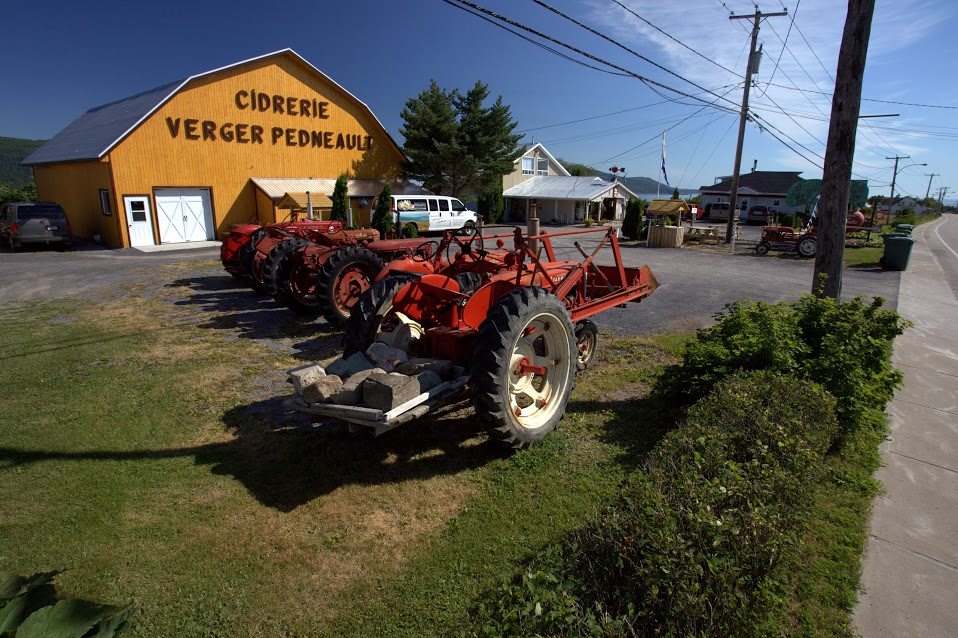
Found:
507,312 -> 571,430
577,331 -> 596,364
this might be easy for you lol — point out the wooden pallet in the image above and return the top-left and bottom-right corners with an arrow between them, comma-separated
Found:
284,376 -> 470,436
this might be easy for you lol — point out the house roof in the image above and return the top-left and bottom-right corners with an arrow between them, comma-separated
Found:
698,171 -> 802,195
647,199 -> 690,215
24,49 -> 403,166
275,192 -> 334,209
503,175 -> 637,201
513,143 -> 571,176
251,177 -> 428,200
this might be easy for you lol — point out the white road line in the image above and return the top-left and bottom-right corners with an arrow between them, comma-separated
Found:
933,216 -> 958,261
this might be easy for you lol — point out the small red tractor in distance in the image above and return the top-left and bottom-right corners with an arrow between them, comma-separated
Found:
220,218 -> 343,279
295,225 -> 659,448
755,210 -> 873,258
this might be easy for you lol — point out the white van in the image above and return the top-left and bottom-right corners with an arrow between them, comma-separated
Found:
393,195 -> 478,234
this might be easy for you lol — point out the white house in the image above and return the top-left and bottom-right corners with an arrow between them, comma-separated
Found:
502,143 -> 637,223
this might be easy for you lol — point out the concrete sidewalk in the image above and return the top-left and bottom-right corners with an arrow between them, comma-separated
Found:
854,218 -> 958,637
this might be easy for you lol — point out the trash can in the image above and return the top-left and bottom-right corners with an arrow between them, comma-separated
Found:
893,223 -> 914,235
882,235 -> 916,271
881,232 -> 907,241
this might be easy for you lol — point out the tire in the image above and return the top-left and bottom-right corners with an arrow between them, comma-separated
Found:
458,220 -> 477,236
471,287 -> 576,449
574,319 -> 598,371
755,242 -> 770,255
343,276 -> 412,355
797,236 -> 817,258
239,228 -> 265,277
316,245 -> 385,328
262,237 -> 309,297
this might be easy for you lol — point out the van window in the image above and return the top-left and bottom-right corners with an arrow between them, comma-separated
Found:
451,199 -> 467,212
428,199 -> 439,212
438,199 -> 449,212
396,198 -> 428,212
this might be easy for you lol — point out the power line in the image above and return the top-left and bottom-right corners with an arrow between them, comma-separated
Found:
611,0 -> 743,78
760,0 -> 799,93
440,0 -> 739,114
529,0 -> 741,110
517,100 -> 671,133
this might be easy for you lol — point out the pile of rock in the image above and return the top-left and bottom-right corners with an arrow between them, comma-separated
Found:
288,343 -> 464,411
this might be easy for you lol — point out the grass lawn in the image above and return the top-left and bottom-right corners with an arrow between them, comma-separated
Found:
0,279 -> 683,636
0,264 -> 890,636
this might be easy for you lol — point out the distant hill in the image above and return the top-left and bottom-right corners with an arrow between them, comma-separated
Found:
0,136 -> 44,187
555,157 -> 696,196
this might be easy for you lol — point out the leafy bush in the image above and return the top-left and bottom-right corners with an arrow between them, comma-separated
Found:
331,173 -> 349,223
893,209 -> 916,226
474,372 -> 837,637
478,180 -> 504,223
622,197 -> 644,240
0,569 -> 134,637
583,217 -> 593,228
660,296 -> 905,440
402,221 -> 419,238
778,213 -> 796,228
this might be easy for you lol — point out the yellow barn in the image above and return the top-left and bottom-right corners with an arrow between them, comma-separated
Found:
23,49 -> 414,248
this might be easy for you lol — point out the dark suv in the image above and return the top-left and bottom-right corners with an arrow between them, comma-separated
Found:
0,202 -> 72,250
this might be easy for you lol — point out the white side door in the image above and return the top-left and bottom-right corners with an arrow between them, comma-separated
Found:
124,196 -> 155,247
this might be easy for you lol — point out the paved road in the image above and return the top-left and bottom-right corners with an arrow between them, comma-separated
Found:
546,231 -> 899,334
0,232 -> 900,337
854,214 -> 958,638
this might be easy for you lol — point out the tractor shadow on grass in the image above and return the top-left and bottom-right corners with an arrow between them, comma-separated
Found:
163,274 -> 342,359
0,401 -> 505,513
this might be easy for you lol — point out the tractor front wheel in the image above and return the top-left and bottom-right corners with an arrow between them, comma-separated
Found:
755,242 -> 770,255
574,319 -> 598,371
471,287 -> 576,449
263,237 -> 309,297
315,246 -> 385,327
797,236 -> 817,258
343,275 -> 415,355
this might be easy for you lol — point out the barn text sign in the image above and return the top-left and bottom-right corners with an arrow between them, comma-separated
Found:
162,89 -> 374,151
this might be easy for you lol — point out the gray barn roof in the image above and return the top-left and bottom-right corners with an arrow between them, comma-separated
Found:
23,81 -> 182,165
23,48 -> 404,166
698,171 -> 803,195
503,176 -> 636,201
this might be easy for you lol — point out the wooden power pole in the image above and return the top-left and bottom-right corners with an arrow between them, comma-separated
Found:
812,0 -> 876,299
725,7 -> 788,243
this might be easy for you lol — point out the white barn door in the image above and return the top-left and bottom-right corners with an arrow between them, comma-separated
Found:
154,188 -> 214,243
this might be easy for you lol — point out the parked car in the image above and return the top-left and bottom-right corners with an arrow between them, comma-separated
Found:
746,205 -> 775,225
706,202 -> 731,222
0,202 -> 72,251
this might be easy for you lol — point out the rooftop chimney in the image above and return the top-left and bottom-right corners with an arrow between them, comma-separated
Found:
751,160 -> 758,172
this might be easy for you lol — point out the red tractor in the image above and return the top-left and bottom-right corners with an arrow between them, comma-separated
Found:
313,226 -> 660,448
220,218 -> 343,279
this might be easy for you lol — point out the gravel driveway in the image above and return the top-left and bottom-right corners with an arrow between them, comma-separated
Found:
0,235 -> 899,339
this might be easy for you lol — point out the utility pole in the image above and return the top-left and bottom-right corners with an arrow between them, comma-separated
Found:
938,186 -> 950,211
812,0 -> 876,299
924,172 -> 939,202
725,7 -> 788,243
886,155 -> 908,216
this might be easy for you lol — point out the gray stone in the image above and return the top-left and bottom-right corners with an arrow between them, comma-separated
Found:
302,375 -> 343,404
362,372 -> 420,411
365,342 -> 409,372
414,370 -> 442,392
395,357 -> 454,379
325,352 -> 374,379
329,368 -> 385,405
288,364 -> 325,394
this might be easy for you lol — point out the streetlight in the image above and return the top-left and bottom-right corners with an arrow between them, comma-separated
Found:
885,159 -> 927,224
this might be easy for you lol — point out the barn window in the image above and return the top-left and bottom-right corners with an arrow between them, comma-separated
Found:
99,189 -> 112,216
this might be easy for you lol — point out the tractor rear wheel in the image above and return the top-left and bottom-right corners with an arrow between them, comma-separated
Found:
263,237 -> 309,297
343,275 -> 415,355
315,246 -> 385,327
239,228 -> 268,292
471,287 -> 576,449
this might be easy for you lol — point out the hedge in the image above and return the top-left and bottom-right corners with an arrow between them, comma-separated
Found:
473,371 -> 838,637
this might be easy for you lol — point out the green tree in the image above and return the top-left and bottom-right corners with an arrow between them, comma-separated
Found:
622,197 -> 645,240
0,179 -> 38,206
477,179 -> 504,223
330,173 -> 349,223
400,80 -> 521,198
671,187 -> 680,200
787,178 -> 869,211
371,183 -> 393,236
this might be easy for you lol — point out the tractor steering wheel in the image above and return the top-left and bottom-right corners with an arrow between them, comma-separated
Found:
446,226 -> 485,265
411,240 -> 440,262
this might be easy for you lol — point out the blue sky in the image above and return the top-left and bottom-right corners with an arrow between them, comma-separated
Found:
4,0 -> 956,201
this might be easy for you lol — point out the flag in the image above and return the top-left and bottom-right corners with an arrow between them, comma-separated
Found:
660,134 -> 670,186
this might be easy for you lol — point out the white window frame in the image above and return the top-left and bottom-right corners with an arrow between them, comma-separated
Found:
536,157 -> 548,175
521,157 -> 534,175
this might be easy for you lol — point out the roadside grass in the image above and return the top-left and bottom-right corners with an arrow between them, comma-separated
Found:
0,280 -> 682,637
844,245 -> 883,268
761,410 -> 886,636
